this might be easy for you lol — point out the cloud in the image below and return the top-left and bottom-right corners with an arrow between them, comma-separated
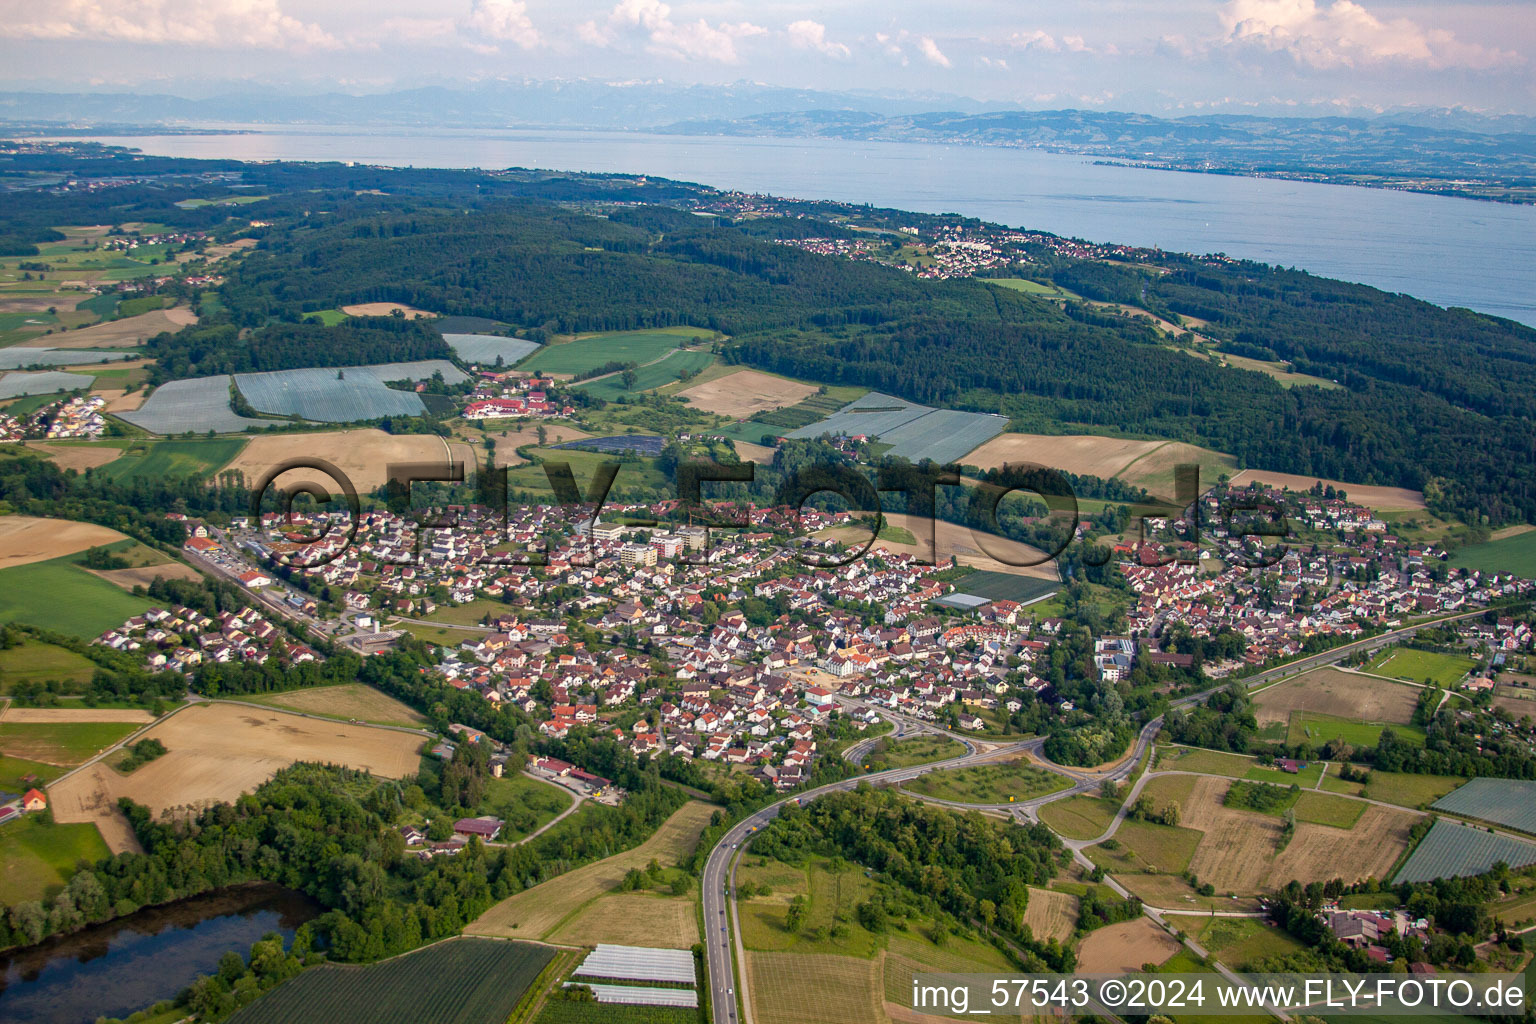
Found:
786,20 -> 849,60
1008,30 -> 1058,52
580,0 -> 765,63
1218,0 -> 1518,69
0,0 -> 338,49
462,0 -> 540,50
917,35 -> 950,68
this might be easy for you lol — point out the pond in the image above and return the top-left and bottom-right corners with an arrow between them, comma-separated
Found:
0,884 -> 319,1024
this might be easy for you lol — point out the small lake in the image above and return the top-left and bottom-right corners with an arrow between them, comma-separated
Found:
0,884 -> 318,1024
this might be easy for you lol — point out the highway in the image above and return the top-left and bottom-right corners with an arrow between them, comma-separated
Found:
702,605 -> 1492,1024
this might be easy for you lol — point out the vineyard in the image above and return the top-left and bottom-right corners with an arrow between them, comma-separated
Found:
228,938 -> 553,1024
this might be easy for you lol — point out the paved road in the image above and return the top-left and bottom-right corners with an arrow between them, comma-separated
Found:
703,605 -> 1493,1024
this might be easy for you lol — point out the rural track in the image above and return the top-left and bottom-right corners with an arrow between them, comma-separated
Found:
702,606 -> 1494,1024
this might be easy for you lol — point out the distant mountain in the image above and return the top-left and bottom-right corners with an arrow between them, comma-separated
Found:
0,80 -> 1010,131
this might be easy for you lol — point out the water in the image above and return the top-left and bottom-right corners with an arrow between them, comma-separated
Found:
37,127 -> 1536,327
0,884 -> 318,1024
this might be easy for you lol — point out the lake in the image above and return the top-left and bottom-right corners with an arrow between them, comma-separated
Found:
38,127 -> 1536,327
0,884 -> 318,1024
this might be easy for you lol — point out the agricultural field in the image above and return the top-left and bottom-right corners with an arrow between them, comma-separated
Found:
15,307 -> 196,349
240,683 -> 427,728
48,703 -> 425,853
965,432 -> 1165,477
223,429 -> 473,493
0,370 -> 97,398
902,762 -> 1071,805
228,937 -> 553,1024
1360,770 -> 1466,809
0,348 -> 134,369
1038,794 -> 1120,841
1286,712 -> 1426,749
1292,791 -> 1365,828
945,570 -> 1060,604
1252,668 -> 1420,729
1116,441 -> 1240,498
1394,819 -> 1536,884
547,890 -> 699,949
1180,916 -> 1306,969
1214,350 -> 1342,390
23,440 -> 125,475
3,707 -> 155,724
97,437 -> 249,483
440,333 -> 540,365
0,720 -> 140,765
1227,469 -> 1425,511
467,801 -> 714,940
535,1002 -> 695,1024
1430,778 -> 1536,834
1364,647 -> 1478,688
1021,886 -> 1079,942
504,446 -> 671,497
0,553 -> 156,637
675,369 -> 818,419
981,277 -> 1081,300
0,515 -> 128,569
880,928 -> 1018,1020
1075,918 -> 1180,973
121,375 -> 282,434
1450,530 -> 1536,578
521,328 -> 707,376
233,360 -> 467,422
576,349 -> 715,397
1088,818 -> 1203,875
785,391 -> 1007,466
1156,745 -> 1256,778
1175,776 -> 1415,893
0,815 -> 111,904
747,951 -> 885,1024
338,302 -> 438,318
822,513 -> 1058,582
0,639 -> 99,691
477,772 -> 575,844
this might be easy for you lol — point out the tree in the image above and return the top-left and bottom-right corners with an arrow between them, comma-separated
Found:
785,896 -> 806,933
621,369 -> 637,390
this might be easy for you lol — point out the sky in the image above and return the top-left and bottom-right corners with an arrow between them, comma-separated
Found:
0,0 -> 1532,116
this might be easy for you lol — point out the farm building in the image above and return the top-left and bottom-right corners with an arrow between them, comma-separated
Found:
22,788 -> 47,812
453,816 -> 504,841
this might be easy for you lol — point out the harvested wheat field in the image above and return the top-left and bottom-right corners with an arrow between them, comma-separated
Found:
967,433 -> 1164,477
197,238 -> 257,261
19,307 -> 197,349
734,441 -> 777,463
821,512 -> 1057,580
677,370 -> 818,418
340,302 -> 437,318
1267,805 -> 1415,888
748,951 -> 887,1024
0,516 -> 126,568
1253,669 -> 1419,728
89,562 -> 205,591
222,429 -> 473,493
1,707 -> 154,724
486,423 -> 594,465
548,892 -> 699,948
1229,470 -> 1424,510
23,442 -> 123,472
1075,918 -> 1180,973
1023,886 -> 1078,942
49,703 -> 424,853
100,390 -> 147,413
254,683 -> 426,727
1115,441 -> 1238,497
1178,776 -> 1411,892
467,801 -> 715,939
